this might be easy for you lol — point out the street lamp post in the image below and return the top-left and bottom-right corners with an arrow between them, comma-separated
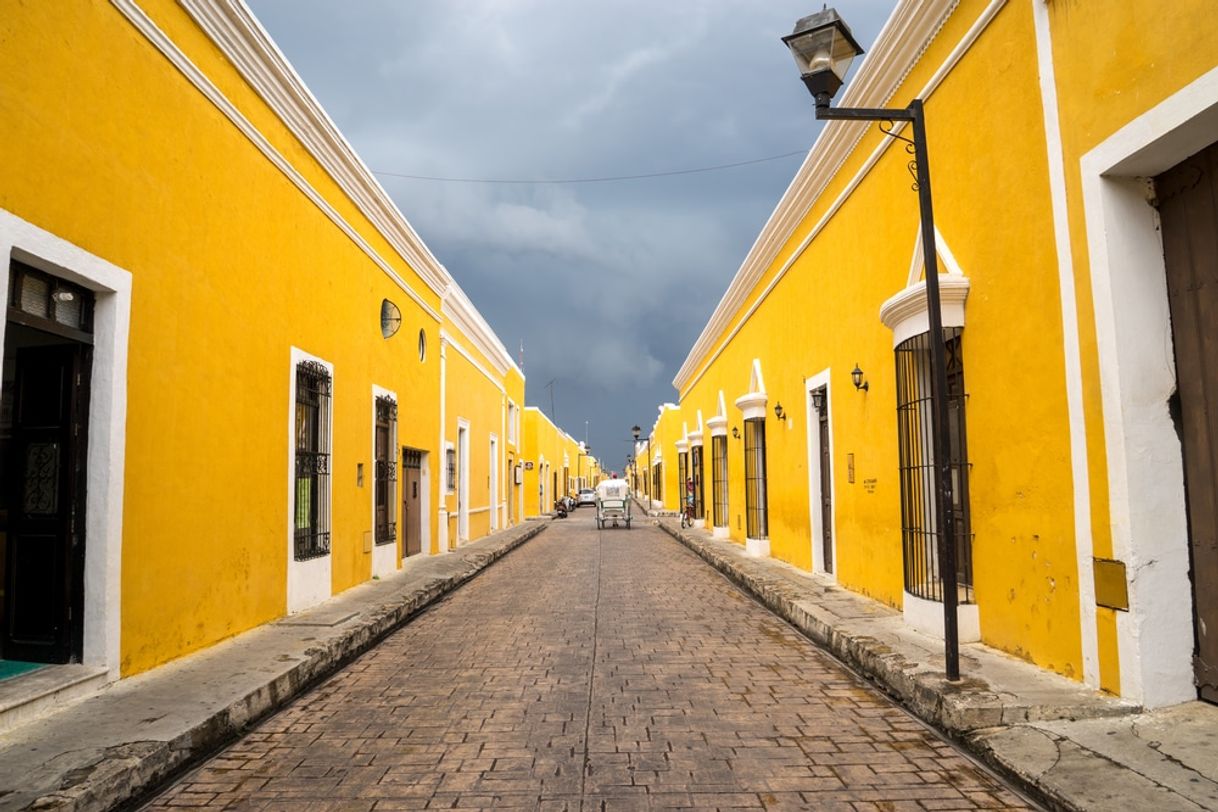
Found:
783,8 -> 961,681
631,425 -> 652,510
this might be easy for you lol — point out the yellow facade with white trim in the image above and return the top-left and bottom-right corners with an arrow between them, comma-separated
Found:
661,0 -> 1218,703
0,0 -> 557,681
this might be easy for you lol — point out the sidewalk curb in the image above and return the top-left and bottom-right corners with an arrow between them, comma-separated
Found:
12,521 -> 549,812
656,520 -> 1140,812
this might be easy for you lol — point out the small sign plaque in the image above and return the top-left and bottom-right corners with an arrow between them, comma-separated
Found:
863,478 -> 877,494
524,461 -> 534,470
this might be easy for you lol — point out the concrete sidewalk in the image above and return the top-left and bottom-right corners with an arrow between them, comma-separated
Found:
658,518 -> 1218,812
0,520 -> 549,812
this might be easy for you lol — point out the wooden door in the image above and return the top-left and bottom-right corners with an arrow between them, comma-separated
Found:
402,448 -> 422,557
1157,140 -> 1218,703
3,344 -> 90,663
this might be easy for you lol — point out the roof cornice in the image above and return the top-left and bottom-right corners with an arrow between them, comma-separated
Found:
441,279 -> 519,378
673,0 -> 960,393
179,0 -> 451,298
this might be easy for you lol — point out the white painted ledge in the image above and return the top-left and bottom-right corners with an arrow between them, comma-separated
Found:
903,590 -> 980,643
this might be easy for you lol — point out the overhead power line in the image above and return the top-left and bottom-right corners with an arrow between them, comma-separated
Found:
371,149 -> 807,185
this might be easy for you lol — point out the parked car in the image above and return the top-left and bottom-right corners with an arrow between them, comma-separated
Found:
578,488 -> 596,508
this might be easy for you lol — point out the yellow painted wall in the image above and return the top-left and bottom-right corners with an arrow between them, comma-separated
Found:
0,1 -> 444,675
671,0 -> 1101,680
441,330 -> 515,545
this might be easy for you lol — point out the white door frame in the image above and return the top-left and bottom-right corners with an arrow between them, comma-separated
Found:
489,433 -> 499,531
371,385 -> 397,579
0,210 -> 131,680
1079,65 -> 1218,707
805,370 -> 835,577
456,419 -> 470,543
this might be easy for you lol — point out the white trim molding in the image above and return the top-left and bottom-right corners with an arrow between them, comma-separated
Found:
804,370 -> 836,579
1078,63 -> 1218,707
674,0 -> 1010,396
175,0 -> 450,298
0,210 -> 132,680
288,347 -> 333,614
1032,0 -> 1100,690
370,385 -> 398,580
109,0 -> 443,323
879,276 -> 970,347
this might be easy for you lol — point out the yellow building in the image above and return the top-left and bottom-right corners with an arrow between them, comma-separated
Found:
521,408 -> 590,517
663,0 -> 1218,707
438,281 -> 526,552
0,0 -> 539,688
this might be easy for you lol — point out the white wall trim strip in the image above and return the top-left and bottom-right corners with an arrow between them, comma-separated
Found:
1031,0 -> 1100,690
109,0 -> 441,323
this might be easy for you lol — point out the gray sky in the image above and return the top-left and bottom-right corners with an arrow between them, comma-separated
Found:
247,0 -> 895,470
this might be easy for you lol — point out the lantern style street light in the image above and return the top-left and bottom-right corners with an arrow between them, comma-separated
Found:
785,8 -> 962,681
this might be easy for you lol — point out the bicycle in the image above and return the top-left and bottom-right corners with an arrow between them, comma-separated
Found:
681,500 -> 695,529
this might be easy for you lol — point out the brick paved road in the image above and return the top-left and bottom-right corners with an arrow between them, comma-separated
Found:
146,513 -> 1032,811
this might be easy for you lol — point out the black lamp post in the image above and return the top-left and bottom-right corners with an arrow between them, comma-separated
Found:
784,8 -> 961,682
631,425 -> 652,509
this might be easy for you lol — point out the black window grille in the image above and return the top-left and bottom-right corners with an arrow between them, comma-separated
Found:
895,328 -> 974,603
446,447 -> 456,493
652,462 -> 663,504
691,445 -> 705,520
294,361 -> 331,561
374,395 -> 397,546
712,435 -> 728,528
744,418 -> 768,540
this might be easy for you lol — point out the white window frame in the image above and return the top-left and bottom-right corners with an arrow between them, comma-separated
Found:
288,348 -> 333,614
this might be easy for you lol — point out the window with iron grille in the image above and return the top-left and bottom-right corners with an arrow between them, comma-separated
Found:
712,435 -> 728,528
294,361 -> 331,561
445,447 -> 456,494
894,328 -> 974,603
652,462 -> 663,504
691,445 -> 705,520
744,418 -> 768,540
374,395 -> 397,546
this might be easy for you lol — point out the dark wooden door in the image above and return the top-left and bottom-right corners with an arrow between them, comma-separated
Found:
3,344 -> 90,663
816,388 -> 833,573
1157,140 -> 1218,703
402,449 -> 422,557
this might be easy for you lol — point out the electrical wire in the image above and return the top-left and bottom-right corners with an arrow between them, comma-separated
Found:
371,149 -> 807,185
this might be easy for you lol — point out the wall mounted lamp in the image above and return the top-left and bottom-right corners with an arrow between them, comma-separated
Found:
731,426 -> 740,439
851,364 -> 869,392
774,402 -> 786,420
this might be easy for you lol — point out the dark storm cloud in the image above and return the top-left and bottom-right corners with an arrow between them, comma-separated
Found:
247,0 -> 895,466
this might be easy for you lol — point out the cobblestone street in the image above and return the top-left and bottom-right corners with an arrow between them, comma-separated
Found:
146,514 -> 1032,811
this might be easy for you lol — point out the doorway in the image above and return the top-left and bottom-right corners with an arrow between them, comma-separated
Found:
807,383 -> 833,574
402,448 -> 423,558
2,261 -> 94,665
1156,140 -> 1218,704
489,436 -> 499,531
507,454 -> 515,525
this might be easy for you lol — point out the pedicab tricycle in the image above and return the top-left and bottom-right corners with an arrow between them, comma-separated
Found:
594,478 -> 632,530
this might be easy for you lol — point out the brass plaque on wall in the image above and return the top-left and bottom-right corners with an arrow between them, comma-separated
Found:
1093,558 -> 1129,611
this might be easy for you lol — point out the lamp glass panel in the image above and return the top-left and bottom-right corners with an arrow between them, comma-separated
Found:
787,22 -> 858,81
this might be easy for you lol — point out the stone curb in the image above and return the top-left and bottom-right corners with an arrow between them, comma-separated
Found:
655,519 -> 1142,812
13,521 -> 549,812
